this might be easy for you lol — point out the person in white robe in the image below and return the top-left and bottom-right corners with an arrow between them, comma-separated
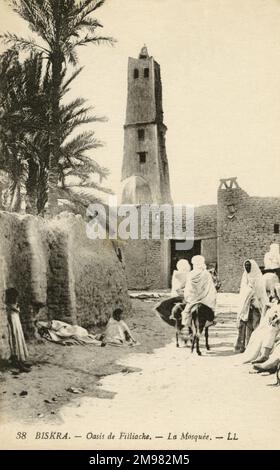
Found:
235,259 -> 269,353
264,243 -> 280,271
181,255 -> 217,327
6,288 -> 31,372
240,302 -> 280,365
171,259 -> 191,297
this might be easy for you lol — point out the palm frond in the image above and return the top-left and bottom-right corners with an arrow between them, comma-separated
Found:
61,66 -> 83,95
0,32 -> 50,54
70,34 -> 116,49
10,0 -> 54,45
74,0 -> 106,18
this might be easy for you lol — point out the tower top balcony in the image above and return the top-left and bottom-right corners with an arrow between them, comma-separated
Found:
139,45 -> 149,59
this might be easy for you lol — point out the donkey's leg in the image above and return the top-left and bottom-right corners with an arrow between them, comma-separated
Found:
277,364 -> 280,386
176,331 -> 179,348
205,327 -> 210,351
191,333 -> 196,353
196,333 -> 202,356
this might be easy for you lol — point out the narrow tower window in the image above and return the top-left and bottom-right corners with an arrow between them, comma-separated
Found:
137,129 -> 145,141
138,152 -> 147,164
274,224 -> 279,234
144,67 -> 149,78
134,68 -> 139,79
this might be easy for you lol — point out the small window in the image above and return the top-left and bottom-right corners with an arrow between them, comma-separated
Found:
138,152 -> 147,164
144,67 -> 149,78
274,224 -> 279,234
137,129 -> 145,141
134,68 -> 139,79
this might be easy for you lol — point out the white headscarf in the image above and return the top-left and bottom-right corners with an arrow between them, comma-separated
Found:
264,243 -> 280,270
171,259 -> 191,296
238,259 -> 269,321
176,259 -> 191,273
191,255 -> 207,272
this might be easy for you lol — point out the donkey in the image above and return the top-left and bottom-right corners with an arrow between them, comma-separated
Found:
171,302 -> 214,354
190,303 -> 215,355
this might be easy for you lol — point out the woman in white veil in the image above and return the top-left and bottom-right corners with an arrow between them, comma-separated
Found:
235,259 -> 269,353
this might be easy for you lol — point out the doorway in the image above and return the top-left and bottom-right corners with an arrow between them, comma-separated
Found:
170,239 -> 201,283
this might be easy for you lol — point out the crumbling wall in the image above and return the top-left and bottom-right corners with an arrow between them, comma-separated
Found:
46,220 -> 77,325
0,257 -> 9,360
0,211 -> 131,359
0,212 -> 49,342
49,213 -> 131,327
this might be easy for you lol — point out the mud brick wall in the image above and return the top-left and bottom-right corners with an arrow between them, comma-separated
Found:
201,238 -> 217,265
123,239 -> 163,290
46,214 -> 131,327
46,220 -> 77,325
0,211 -> 131,359
16,217 -> 49,338
0,257 -> 9,360
217,188 -> 280,292
59,213 -> 131,327
0,212 -> 49,341
194,205 -> 217,239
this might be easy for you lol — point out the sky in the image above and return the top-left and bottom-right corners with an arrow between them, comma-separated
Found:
1,0 -> 280,206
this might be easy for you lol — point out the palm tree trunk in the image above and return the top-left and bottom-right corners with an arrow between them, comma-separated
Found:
37,164 -> 48,216
47,52 -> 63,217
25,160 -> 38,215
0,185 -> 3,210
25,191 -> 37,215
9,182 -> 21,212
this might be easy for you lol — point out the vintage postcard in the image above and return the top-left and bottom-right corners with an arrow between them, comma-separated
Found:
0,0 -> 280,452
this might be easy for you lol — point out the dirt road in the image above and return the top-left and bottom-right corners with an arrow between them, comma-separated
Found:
1,298 -> 279,449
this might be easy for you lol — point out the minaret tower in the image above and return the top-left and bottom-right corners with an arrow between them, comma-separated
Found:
121,46 -> 172,204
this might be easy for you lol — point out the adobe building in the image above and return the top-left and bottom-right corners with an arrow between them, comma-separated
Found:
121,48 -> 280,293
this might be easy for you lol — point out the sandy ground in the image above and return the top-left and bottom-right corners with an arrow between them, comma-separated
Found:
0,298 -> 172,424
1,296 -> 280,450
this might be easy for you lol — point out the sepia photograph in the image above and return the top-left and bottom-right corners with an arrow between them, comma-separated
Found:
0,0 -> 280,453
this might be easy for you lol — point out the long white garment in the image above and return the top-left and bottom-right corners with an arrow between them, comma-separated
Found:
8,308 -> 29,362
264,243 -> 280,270
256,341 -> 280,370
184,256 -> 216,310
237,260 -> 268,322
241,303 -> 280,363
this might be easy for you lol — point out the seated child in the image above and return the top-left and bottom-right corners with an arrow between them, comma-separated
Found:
102,308 -> 137,347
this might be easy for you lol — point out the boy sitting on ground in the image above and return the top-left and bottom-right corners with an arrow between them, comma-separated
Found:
101,308 -> 138,347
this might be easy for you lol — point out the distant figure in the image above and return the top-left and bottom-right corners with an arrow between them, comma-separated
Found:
171,259 -> 191,297
208,265 -> 221,291
154,259 -> 190,328
264,243 -> 280,278
5,288 -> 31,372
235,260 -> 269,353
102,308 -> 137,347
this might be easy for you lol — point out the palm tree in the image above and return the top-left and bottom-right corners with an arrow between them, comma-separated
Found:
1,0 -> 114,215
0,49 -> 42,212
0,49 -> 111,215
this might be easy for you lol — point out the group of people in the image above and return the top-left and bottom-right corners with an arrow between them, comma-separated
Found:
235,244 -> 280,376
168,243 -> 280,377
3,286 -> 137,374
168,255 -> 217,330
4,243 -> 280,378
